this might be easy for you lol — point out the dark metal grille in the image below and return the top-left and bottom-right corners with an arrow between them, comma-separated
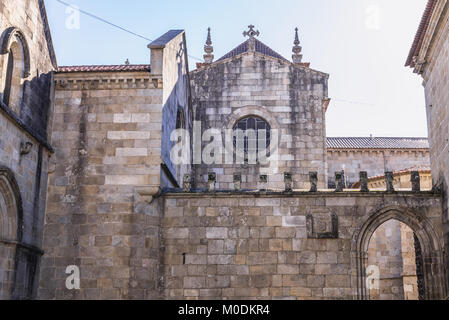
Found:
233,117 -> 271,160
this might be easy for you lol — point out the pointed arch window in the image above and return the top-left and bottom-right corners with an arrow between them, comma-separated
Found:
1,27 -> 30,113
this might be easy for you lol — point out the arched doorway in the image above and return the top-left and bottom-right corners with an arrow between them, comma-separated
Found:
366,219 -> 423,300
0,167 -> 23,299
352,206 -> 446,300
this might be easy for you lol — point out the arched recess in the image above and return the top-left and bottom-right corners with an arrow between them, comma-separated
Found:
351,206 -> 446,300
0,167 -> 24,242
1,27 -> 31,112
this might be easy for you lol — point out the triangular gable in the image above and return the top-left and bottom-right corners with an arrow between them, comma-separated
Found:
217,38 -> 289,63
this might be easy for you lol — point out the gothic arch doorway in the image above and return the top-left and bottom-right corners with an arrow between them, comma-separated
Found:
352,206 -> 446,300
0,167 -> 24,299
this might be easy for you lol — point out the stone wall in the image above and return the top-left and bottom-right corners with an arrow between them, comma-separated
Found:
161,191 -> 444,300
417,1 -> 449,291
39,70 -> 164,300
190,53 -> 329,190
0,0 -> 55,299
38,30 -> 189,300
422,4 -> 449,219
327,149 -> 430,188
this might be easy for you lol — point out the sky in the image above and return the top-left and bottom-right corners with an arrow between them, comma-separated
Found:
44,0 -> 428,138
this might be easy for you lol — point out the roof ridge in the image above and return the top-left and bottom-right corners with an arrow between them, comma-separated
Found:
216,37 -> 289,62
326,137 -> 429,150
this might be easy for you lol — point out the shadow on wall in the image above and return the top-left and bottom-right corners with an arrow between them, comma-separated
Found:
161,39 -> 192,188
20,72 -> 52,138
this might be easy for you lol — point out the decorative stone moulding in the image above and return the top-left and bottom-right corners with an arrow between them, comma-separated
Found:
54,77 -> 162,90
306,211 -> 339,239
20,141 -> 33,156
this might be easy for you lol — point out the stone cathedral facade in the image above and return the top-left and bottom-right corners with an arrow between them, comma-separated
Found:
0,0 -> 448,300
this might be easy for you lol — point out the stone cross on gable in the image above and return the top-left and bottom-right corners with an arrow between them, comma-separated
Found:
243,25 -> 260,38
243,25 -> 259,52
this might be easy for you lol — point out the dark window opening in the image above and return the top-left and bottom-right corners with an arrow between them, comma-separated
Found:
233,116 -> 271,163
3,49 -> 14,106
176,108 -> 185,130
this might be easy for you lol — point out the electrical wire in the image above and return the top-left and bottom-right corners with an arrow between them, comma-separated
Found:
54,0 -> 203,62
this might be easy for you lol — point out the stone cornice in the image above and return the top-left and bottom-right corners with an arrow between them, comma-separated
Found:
161,189 -> 440,198
54,73 -> 163,91
191,51 -> 329,79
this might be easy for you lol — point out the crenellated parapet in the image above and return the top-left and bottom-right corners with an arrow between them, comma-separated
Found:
178,170 -> 431,194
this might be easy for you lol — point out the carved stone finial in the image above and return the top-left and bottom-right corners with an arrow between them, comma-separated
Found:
309,172 -> 318,193
208,172 -> 216,192
259,174 -> 268,191
233,173 -> 242,191
335,172 -> 344,192
243,25 -> 260,53
284,173 -> 293,193
183,174 -> 192,192
292,28 -> 303,64
204,27 -> 214,64
243,25 -> 260,39
385,172 -> 395,192
411,171 -> 421,192
360,171 -> 369,193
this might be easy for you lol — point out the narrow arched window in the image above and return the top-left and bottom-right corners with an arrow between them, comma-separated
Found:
233,116 -> 271,163
1,28 -> 30,113
2,49 -> 14,106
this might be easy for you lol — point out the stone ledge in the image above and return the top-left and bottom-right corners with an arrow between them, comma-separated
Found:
161,188 -> 441,198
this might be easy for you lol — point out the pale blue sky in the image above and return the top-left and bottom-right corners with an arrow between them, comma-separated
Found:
44,0 -> 428,138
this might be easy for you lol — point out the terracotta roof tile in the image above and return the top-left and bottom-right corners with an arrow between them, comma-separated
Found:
327,137 -> 429,150
57,64 -> 151,73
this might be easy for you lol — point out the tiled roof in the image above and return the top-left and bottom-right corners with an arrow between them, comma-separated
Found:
327,137 -> 429,150
406,0 -> 437,67
217,38 -> 289,62
57,65 -> 151,73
